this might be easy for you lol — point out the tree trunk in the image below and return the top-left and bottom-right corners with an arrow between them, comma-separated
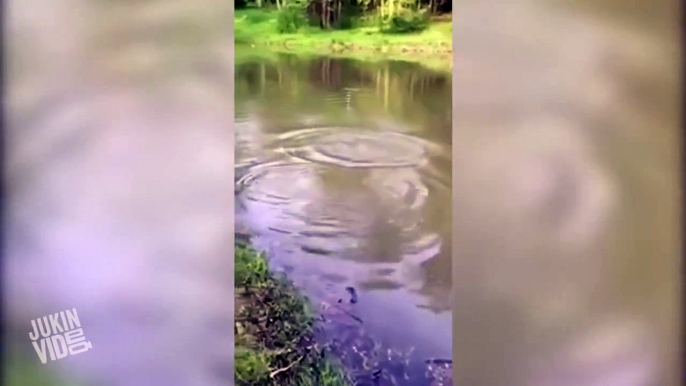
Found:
321,0 -> 327,28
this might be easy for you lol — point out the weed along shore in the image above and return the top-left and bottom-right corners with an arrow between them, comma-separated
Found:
234,9 -> 452,68
234,243 -> 352,385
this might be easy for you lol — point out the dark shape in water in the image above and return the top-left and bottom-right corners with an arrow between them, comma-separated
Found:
277,127 -> 429,169
301,244 -> 334,256
425,359 -> 452,365
346,286 -> 359,304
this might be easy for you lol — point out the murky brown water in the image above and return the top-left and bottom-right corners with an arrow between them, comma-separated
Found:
234,50 -> 452,384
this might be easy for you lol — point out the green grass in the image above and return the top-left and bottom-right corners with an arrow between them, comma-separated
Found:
235,243 -> 352,386
235,8 -> 452,69
4,357 -> 66,386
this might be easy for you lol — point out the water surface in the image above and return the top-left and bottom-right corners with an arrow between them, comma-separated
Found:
234,49 -> 453,384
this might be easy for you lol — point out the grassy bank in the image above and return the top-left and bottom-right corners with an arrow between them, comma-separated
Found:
235,9 -> 452,68
235,243 -> 351,386
5,356 -> 69,386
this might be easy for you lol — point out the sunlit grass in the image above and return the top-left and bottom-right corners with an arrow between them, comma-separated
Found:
235,8 -> 452,70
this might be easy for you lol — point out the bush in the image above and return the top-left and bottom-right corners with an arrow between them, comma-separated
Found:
336,7 -> 358,30
235,348 -> 270,384
234,244 -> 352,386
276,6 -> 306,33
383,9 -> 429,33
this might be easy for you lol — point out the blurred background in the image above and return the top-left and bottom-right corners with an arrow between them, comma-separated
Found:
2,0 -> 681,385
452,0 -> 680,385
5,0 -> 234,385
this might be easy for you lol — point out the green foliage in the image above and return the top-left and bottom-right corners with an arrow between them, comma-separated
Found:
277,5 -> 307,33
234,245 -> 352,386
353,14 -> 383,28
235,246 -> 269,286
383,8 -> 429,33
241,9 -> 275,24
234,8 -> 452,64
336,5 -> 360,30
235,348 -> 271,383
236,0 -> 450,30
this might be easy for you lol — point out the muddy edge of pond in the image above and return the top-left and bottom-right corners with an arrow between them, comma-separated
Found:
253,40 -> 452,57
235,242 -> 353,385
242,42 -> 453,72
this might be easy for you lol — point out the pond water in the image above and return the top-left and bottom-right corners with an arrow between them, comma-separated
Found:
234,48 -> 452,385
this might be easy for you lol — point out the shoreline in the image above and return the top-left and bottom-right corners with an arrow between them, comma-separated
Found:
234,243 -> 351,385
235,9 -> 453,71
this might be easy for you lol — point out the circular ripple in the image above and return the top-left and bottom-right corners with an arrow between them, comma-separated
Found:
236,161 -> 369,249
277,127 -> 428,168
236,160 -> 442,266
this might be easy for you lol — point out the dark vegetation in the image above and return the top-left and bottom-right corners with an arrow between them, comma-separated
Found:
236,0 -> 451,34
235,243 -> 352,385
